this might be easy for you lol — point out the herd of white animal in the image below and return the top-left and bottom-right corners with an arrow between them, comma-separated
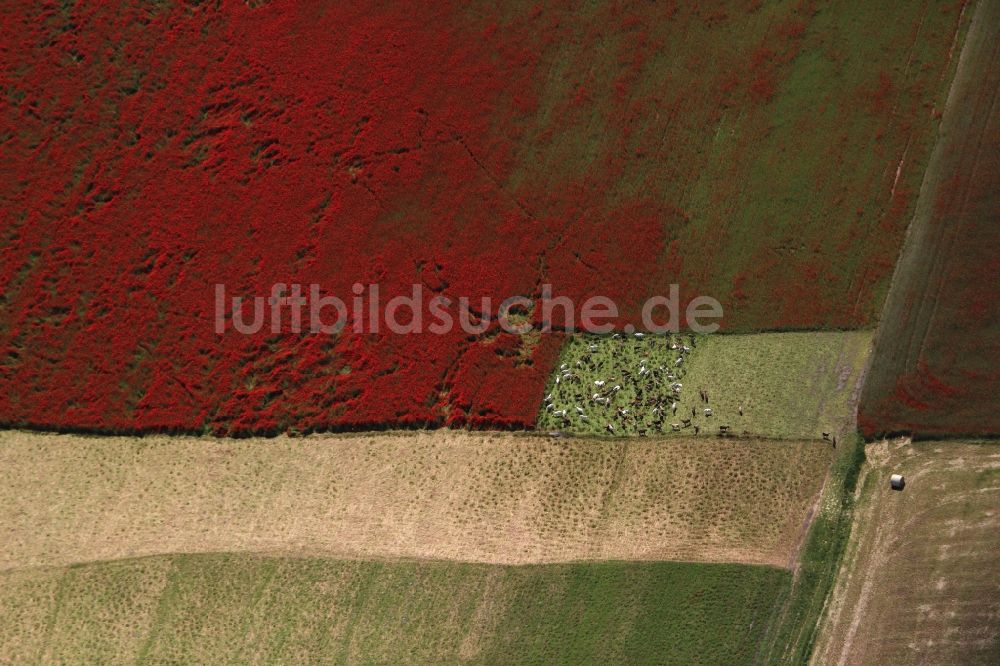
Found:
540,332 -> 733,436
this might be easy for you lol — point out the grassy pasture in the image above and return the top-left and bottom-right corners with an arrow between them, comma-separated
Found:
0,555 -> 790,665
537,331 -> 872,440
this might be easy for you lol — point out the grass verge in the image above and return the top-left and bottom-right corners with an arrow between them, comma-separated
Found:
757,432 -> 866,664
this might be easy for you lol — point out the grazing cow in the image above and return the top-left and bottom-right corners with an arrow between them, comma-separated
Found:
595,380 -> 606,388
822,432 -> 830,441
704,408 -> 713,417
606,423 -> 615,433
694,425 -> 700,434
681,418 -> 691,426
671,423 -> 681,431
738,405 -> 743,416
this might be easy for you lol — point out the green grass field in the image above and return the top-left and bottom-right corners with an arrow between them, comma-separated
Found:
538,331 -> 872,440
0,555 -> 790,665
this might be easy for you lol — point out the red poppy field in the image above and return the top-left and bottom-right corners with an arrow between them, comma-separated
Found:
0,1 -> 969,434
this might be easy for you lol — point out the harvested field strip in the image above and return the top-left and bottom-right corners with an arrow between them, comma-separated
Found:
538,331 -> 872,440
812,439 -> 1000,665
0,430 -> 832,571
0,554 -> 790,665
860,0 -> 1000,438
